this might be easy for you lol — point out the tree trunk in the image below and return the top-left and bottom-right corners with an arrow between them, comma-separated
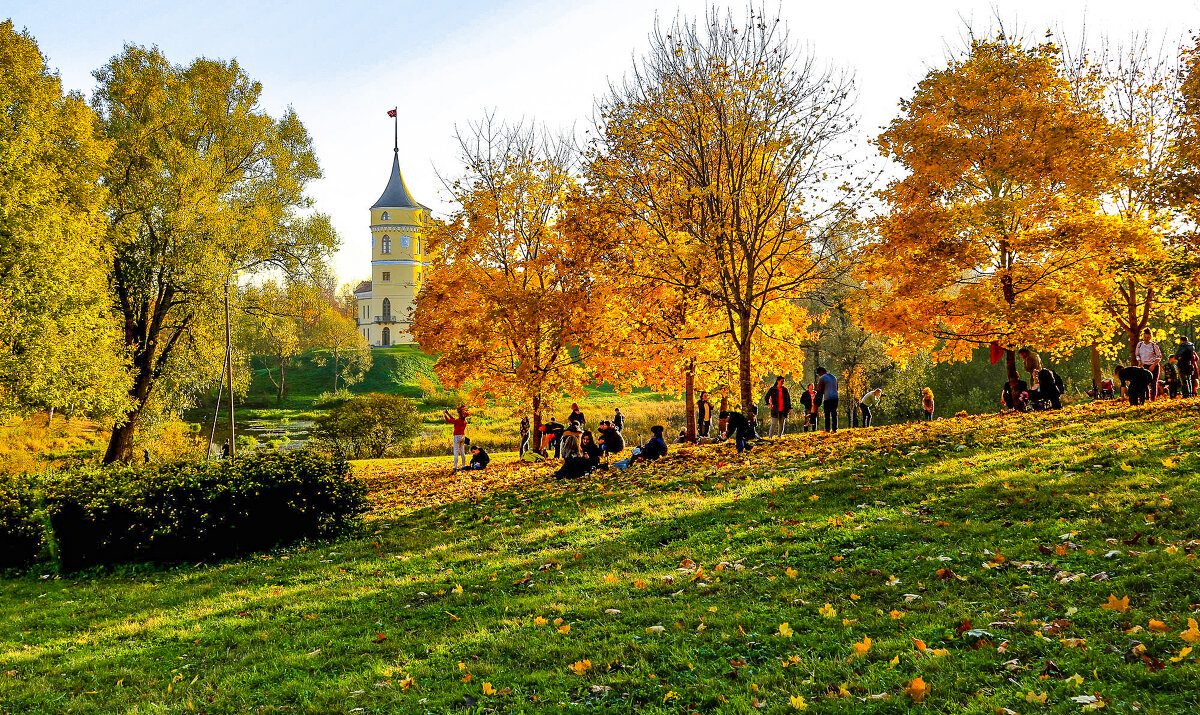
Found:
738,345 -> 753,420
47,407 -> 54,426
333,346 -> 340,392
277,357 -> 287,405
1090,343 -> 1102,394
532,394 -> 542,455
684,359 -> 696,441
1005,349 -> 1020,394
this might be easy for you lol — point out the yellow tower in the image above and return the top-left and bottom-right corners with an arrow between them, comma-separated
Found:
354,120 -> 429,347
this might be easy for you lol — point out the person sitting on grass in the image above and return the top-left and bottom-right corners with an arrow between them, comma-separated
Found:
720,406 -> 758,453
612,425 -> 668,471
1001,379 -> 1030,412
580,430 -> 603,468
552,434 -> 594,480
597,420 -> 624,465
455,441 -> 489,472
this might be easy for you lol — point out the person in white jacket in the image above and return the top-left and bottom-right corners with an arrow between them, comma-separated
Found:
1135,328 -> 1164,400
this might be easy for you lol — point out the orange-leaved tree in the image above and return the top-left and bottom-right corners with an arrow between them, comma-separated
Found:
858,33 -> 1129,388
588,7 -> 863,415
412,116 -> 616,435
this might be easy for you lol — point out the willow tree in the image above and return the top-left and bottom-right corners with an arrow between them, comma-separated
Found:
0,22 -> 129,419
589,7 -> 863,414
858,34 -> 1128,388
412,116 -> 616,434
95,46 -> 335,462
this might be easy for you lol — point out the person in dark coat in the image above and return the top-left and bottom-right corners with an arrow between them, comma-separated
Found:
580,430 -> 603,467
1117,364 -> 1155,406
597,421 -> 624,463
568,403 -> 586,427
613,425 -> 668,470
612,408 -> 625,432
1176,337 -> 1197,397
1002,379 -> 1030,411
457,444 -> 490,471
539,417 -> 564,457
1036,368 -> 1062,409
721,407 -> 758,453
696,391 -> 713,438
519,415 -> 530,456
552,434 -> 593,479
763,377 -> 792,437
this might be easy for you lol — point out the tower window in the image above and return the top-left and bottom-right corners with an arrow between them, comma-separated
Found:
401,235 -> 410,249
381,235 -> 391,254
382,271 -> 391,282
381,211 -> 390,221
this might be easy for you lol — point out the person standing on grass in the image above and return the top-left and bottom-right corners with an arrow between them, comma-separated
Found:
921,387 -> 935,421
763,376 -> 792,437
569,402 -> 586,427
815,367 -> 839,433
613,407 -> 625,433
1135,328 -> 1164,400
443,406 -> 469,472
1163,357 -> 1181,399
697,391 -> 713,438
519,414 -> 530,456
717,395 -> 730,437
859,388 -> 881,427
798,384 -> 814,432
1176,336 -> 1197,397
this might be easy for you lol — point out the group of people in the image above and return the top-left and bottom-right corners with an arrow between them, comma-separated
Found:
1115,331 -> 1198,405
1002,348 -> 1065,412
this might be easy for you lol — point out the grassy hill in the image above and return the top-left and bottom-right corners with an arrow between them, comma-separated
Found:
4,400 -> 1200,713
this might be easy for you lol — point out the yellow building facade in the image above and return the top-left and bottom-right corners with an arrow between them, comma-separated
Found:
354,147 -> 430,346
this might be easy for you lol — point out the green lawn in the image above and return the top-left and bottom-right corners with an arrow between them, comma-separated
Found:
3,400 -> 1200,713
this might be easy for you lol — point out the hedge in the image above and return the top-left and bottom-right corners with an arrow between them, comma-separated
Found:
0,450 -> 365,571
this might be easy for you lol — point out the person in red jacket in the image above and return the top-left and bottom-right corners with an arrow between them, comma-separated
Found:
443,406 -> 469,472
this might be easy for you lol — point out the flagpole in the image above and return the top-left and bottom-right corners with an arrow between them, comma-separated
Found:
393,106 -> 398,152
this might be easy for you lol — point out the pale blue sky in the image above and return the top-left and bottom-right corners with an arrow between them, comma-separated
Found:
7,0 -> 1200,283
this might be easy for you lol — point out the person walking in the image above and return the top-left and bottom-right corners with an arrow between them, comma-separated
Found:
696,391 -> 713,438
518,415 -> 530,456
921,387 -> 935,421
815,367 -> 839,433
612,407 -> 625,433
763,376 -> 792,437
443,406 -> 469,472
859,388 -> 881,427
1135,328 -> 1164,400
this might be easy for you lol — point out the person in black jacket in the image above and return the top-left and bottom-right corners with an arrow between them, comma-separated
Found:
696,391 -> 714,437
1176,337 -> 1197,397
1117,364 -> 1155,406
612,408 -> 625,432
721,407 -> 758,453
1035,368 -> 1062,410
553,434 -> 593,479
568,403 -> 586,427
763,377 -> 792,437
580,430 -> 603,467
597,421 -> 624,464
458,444 -> 490,471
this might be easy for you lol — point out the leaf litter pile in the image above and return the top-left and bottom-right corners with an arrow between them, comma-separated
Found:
3,399 -> 1200,713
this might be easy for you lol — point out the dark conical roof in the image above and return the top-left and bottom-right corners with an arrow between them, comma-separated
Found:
372,150 -> 424,209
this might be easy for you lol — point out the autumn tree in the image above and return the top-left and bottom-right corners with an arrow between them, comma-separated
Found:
1064,34 -> 1196,365
95,46 -> 336,462
1173,35 -> 1200,234
858,33 -> 1128,388
589,7 -> 863,415
412,116 -> 613,433
0,22 -> 129,419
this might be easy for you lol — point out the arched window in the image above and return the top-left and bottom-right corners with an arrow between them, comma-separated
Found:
382,297 -> 392,319
381,235 -> 391,254
381,211 -> 390,221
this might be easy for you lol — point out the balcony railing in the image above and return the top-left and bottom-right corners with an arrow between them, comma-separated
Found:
374,315 -> 397,324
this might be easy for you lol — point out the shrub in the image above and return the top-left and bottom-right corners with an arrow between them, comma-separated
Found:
311,393 -> 420,459
235,434 -> 259,451
311,388 -> 354,409
0,450 -> 365,571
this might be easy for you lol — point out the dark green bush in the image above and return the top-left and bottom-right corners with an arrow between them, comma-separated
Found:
0,450 -> 365,571
311,393 -> 420,459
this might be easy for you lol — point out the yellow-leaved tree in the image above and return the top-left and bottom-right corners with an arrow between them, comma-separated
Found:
412,116 -> 617,435
858,33 -> 1129,388
588,7 -> 864,415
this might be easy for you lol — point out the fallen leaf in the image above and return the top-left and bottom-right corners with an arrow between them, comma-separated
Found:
906,676 -> 929,703
1100,594 -> 1130,613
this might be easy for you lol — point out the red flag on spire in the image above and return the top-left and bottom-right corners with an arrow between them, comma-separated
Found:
387,108 -> 397,118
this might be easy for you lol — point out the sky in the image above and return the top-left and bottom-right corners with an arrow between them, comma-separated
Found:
7,0 -> 1200,284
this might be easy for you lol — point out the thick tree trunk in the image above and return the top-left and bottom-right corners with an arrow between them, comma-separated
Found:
532,394 -> 542,452
104,351 -> 155,463
684,359 -> 696,441
1005,349 -> 1020,394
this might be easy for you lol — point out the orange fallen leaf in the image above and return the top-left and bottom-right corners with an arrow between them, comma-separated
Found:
906,676 -> 929,703
1101,594 -> 1130,613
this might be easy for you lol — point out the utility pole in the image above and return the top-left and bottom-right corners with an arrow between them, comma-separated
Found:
225,274 -> 236,457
